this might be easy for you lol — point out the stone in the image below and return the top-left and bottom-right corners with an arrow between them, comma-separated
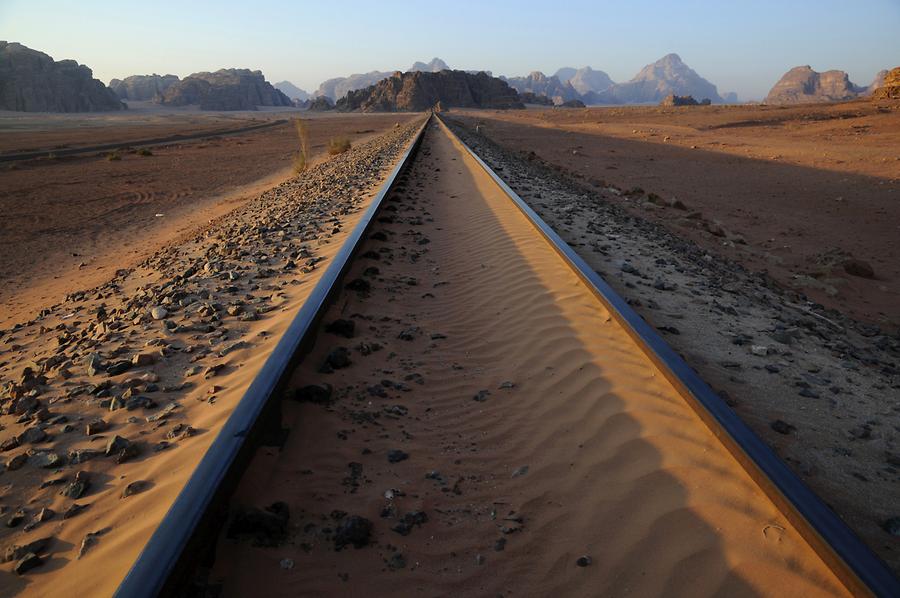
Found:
18,426 -> 47,444
227,502 -> 289,546
576,555 -> 593,567
85,418 -> 108,435
105,435 -> 131,456
150,306 -> 168,320
61,471 -> 90,499
750,345 -> 769,357
4,537 -> 51,563
323,347 -> 351,370
86,353 -> 104,376
333,515 -> 372,550
121,480 -> 151,498
131,352 -> 156,366
771,420 -> 796,435
6,452 -> 28,470
843,259 -> 875,279
13,552 -> 42,575
387,449 -> 409,463
293,384 -> 333,404
325,319 -> 355,338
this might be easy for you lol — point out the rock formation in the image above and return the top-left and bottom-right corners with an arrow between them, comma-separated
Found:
765,66 -> 863,104
158,69 -> 292,111
502,71 -> 580,104
559,99 -> 586,108
109,74 -> 179,101
557,66 -> 614,95
520,92 -> 554,106
306,96 -> 335,111
595,54 -> 722,104
0,41 -> 124,112
660,94 -> 710,106
408,58 -> 450,72
336,70 -> 523,112
872,67 -> 900,100
274,80 -> 309,102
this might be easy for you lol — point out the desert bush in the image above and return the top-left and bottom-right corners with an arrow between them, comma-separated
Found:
327,136 -> 351,155
107,150 -> 121,161
138,148 -> 153,157
292,118 -> 311,174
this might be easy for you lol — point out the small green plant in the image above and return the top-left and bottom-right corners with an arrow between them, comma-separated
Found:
138,148 -> 153,157
327,136 -> 351,155
107,150 -> 121,161
292,118 -> 311,174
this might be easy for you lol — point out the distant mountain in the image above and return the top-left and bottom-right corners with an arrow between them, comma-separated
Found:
594,54 -> 722,104
565,66 -> 614,95
721,91 -> 739,103
336,70 -> 523,112
554,67 -> 577,83
765,66 -> 863,104
0,41 -> 124,112
502,71 -> 580,104
867,69 -> 890,95
409,57 -> 450,72
109,74 -> 179,101
315,58 -> 453,101
158,69 -> 292,111
274,80 -> 309,102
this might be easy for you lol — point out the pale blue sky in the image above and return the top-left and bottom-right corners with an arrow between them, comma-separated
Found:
1,0 -> 898,100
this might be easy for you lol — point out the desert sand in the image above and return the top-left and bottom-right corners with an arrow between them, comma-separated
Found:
209,120 -> 847,596
451,101 -> 900,331
0,110 -> 417,327
0,120 -> 424,595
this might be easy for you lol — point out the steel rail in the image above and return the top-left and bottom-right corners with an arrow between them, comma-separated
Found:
436,114 -> 899,598
114,116 -> 430,597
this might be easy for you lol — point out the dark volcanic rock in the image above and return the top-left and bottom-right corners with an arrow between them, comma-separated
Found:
337,70 -> 524,112
158,69 -> 292,111
109,74 -> 179,101
0,41 -> 125,112
334,515 -> 373,549
765,66 -> 864,104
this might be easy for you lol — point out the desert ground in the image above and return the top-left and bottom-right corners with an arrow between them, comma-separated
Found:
0,107 -> 417,326
451,100 -> 900,332
0,102 -> 898,596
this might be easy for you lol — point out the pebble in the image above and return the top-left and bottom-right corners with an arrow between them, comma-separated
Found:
387,449 -> 409,463
150,306 -> 168,320
576,555 -> 593,567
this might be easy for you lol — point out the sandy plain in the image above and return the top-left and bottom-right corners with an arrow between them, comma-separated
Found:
452,100 -> 900,331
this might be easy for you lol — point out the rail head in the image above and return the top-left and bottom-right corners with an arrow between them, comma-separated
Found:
114,116 -> 431,598
436,114 -> 899,598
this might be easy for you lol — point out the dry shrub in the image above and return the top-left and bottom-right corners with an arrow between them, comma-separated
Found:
292,118 -> 311,174
327,136 -> 351,155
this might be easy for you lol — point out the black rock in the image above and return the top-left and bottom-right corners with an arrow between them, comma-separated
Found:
323,347 -> 351,371
346,279 -> 371,293
294,384 -> 333,404
771,419 -> 796,435
325,319 -> 355,338
228,502 -> 290,547
387,449 -> 409,463
334,515 -> 372,550
576,555 -> 593,567
106,360 -> 133,376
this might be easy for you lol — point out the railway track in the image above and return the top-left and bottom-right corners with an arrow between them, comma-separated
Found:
115,115 -> 899,597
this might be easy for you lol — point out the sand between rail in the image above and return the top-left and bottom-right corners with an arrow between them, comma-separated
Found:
210,120 -> 847,596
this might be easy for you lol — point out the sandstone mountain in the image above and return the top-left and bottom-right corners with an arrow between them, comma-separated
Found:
502,71 -> 580,104
0,41 -> 124,112
555,66 -> 614,95
109,74 -> 179,101
520,92 -> 554,106
158,69 -> 292,111
765,66 -> 864,104
660,94 -> 710,106
595,54 -> 722,104
409,58 -> 450,72
306,96 -> 335,111
314,58 -> 453,101
274,80 -> 309,102
872,67 -> 900,100
336,70 -> 523,112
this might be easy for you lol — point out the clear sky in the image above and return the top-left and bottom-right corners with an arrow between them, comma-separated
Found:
2,0 -> 898,100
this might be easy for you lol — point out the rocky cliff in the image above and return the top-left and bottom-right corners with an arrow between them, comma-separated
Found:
336,70 -> 523,112
158,69 -> 292,110
872,67 -> 900,100
109,74 -> 179,101
0,41 -> 124,112
765,66 -> 863,104
595,54 -> 722,104
502,71 -> 579,104
315,58 -> 453,101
